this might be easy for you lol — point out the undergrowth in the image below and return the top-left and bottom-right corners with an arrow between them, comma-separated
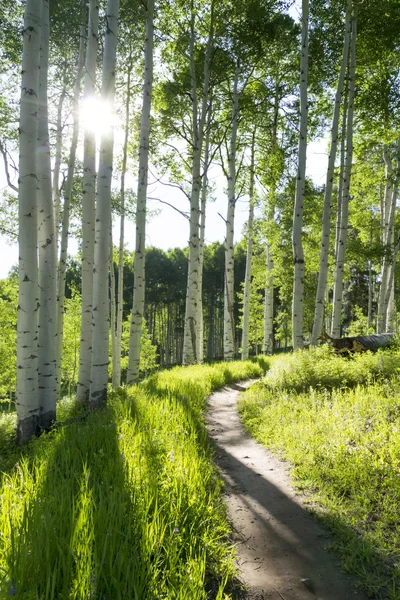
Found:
239,347 -> 400,599
0,358 -> 265,599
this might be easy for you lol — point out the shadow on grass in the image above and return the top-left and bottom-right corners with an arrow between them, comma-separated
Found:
0,398 -> 161,599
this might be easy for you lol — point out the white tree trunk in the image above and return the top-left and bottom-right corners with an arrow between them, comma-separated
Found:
311,2 -> 351,345
367,227 -> 373,330
241,131 -> 256,360
37,0 -> 58,429
114,63 -> 132,387
53,85 -> 66,253
331,17 -> 357,338
292,0 -> 309,350
56,20 -> 86,399
16,0 -> 42,444
377,144 -> 398,332
197,106 -> 212,364
224,64 -> 240,362
263,245 -> 274,354
126,0 -> 154,385
334,91 -> 348,263
110,238 -> 117,379
77,0 -> 99,403
90,0 -> 120,406
183,0 -> 214,364
263,89 -> 279,355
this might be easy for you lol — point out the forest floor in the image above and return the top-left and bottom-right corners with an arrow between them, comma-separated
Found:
206,381 -> 368,600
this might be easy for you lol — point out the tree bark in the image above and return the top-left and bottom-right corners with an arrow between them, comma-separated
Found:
127,0 -> 154,384
37,0 -> 58,430
241,130 -> 256,360
197,106 -> 212,363
16,0 -> 42,444
77,0 -> 99,403
311,1 -> 351,345
224,63 -> 240,361
263,245 -> 274,354
114,62 -> 132,387
292,0 -> 309,350
90,0 -> 120,407
183,0 -> 214,364
331,16 -> 357,338
53,84 -> 66,253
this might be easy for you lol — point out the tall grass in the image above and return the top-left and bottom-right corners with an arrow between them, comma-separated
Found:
239,348 -> 400,599
0,359 -> 264,599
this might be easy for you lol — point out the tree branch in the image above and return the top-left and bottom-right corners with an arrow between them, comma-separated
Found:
0,142 -> 18,193
148,197 -> 190,219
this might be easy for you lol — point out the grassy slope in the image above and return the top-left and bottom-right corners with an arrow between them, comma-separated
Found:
0,359 -> 265,600
239,347 -> 400,599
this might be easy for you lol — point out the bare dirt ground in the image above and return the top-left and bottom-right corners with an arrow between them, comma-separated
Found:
206,381 -> 367,600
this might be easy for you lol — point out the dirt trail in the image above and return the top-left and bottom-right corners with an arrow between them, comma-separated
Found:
206,381 -> 367,600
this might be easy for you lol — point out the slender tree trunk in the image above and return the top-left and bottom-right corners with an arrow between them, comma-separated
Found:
263,245 -> 274,354
241,130 -> 256,360
198,108 -> 212,363
183,0 -> 214,364
377,143 -> 399,332
334,87 -> 349,263
114,64 -> 132,387
16,0 -> 42,444
90,0 -> 120,407
77,0 -> 99,403
292,0 -> 309,350
57,17 -> 86,399
331,16 -> 357,338
263,88 -> 279,355
110,240 -> 117,384
37,0 -> 58,429
127,0 -> 154,384
224,64 -> 240,361
311,2 -> 351,345
53,84 -> 66,252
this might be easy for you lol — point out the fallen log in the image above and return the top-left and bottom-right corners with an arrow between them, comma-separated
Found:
320,328 -> 396,354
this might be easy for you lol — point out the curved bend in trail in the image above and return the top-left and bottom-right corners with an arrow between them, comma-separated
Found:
207,381 -> 367,600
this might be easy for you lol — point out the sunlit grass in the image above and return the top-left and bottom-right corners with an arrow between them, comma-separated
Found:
239,348 -> 400,598
0,358 -> 266,599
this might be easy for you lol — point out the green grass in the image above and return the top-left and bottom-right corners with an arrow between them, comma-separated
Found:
0,359 -> 265,599
239,347 -> 400,599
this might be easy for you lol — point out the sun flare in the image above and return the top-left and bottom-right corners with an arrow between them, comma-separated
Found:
81,97 -> 117,136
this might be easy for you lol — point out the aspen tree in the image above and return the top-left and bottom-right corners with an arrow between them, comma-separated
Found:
16,0 -> 42,444
77,0 -> 99,403
331,16 -> 357,338
311,1 -> 351,346
224,63 -> 240,361
263,88 -> 280,356
263,245 -> 274,354
127,0 -> 154,384
377,143 -> 399,332
90,0 -> 120,406
241,130 -> 256,360
198,111 -> 212,364
292,0 -> 309,350
113,61 -> 133,388
37,0 -> 57,429
53,85 -> 66,252
183,0 -> 214,364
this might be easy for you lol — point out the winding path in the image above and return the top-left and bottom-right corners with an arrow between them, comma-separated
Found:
206,381 -> 367,600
